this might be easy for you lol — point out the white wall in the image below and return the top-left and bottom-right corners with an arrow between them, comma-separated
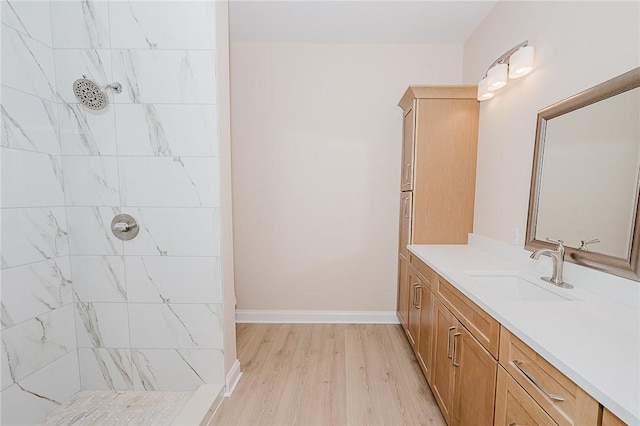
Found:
462,1 -> 640,246
231,43 -> 462,311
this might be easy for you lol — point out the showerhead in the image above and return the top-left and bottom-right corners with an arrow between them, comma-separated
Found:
72,76 -> 122,110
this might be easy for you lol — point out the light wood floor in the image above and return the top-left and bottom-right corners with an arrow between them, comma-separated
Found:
211,323 -> 446,426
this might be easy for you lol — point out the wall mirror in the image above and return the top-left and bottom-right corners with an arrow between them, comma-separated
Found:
526,67 -> 640,281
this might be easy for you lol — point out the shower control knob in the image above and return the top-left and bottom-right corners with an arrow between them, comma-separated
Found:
111,214 -> 139,241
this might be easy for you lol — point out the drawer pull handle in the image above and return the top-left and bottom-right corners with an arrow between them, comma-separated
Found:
403,197 -> 411,218
412,283 -> 420,308
446,326 -> 456,359
404,163 -> 412,184
513,359 -> 565,402
452,332 -> 461,367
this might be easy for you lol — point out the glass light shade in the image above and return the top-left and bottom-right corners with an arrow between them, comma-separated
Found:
477,77 -> 494,101
509,46 -> 534,79
487,63 -> 508,91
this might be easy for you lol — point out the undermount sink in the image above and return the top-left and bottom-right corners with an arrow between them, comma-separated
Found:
463,271 -> 573,302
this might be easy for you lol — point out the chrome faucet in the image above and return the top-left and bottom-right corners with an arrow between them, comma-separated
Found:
530,240 -> 573,289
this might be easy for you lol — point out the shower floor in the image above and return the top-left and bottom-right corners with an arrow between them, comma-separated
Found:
40,385 -> 223,425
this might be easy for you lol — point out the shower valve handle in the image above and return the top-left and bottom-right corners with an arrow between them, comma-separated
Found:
111,214 -> 140,241
113,222 -> 135,232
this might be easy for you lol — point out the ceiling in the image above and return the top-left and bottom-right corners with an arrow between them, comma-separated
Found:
229,1 -> 498,44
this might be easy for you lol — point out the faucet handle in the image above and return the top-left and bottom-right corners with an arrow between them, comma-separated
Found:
545,237 -> 564,247
579,239 -> 600,251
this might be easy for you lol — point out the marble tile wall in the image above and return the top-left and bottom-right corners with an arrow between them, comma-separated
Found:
52,0 -> 224,393
1,0 -> 222,422
1,1 -> 81,424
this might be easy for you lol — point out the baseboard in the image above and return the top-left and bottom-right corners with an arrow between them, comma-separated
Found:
224,359 -> 242,397
235,310 -> 400,324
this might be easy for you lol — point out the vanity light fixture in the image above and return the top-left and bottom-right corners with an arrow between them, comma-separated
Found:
477,41 -> 534,101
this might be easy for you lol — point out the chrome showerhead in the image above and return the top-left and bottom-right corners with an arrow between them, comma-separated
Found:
72,76 -> 122,110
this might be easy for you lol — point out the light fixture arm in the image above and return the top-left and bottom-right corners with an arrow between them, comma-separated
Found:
483,40 -> 529,78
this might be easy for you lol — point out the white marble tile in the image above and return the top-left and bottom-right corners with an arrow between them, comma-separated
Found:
19,350 -> 80,401
1,383 -> 58,426
54,49 -> 114,104
1,207 -> 69,269
75,302 -> 129,348
1,258 -> 73,329
1,24 -> 56,101
1,352 -> 80,425
66,207 -> 123,255
1,0 -> 53,46
114,104 -> 218,157
71,256 -> 126,303
120,208 -> 220,256
62,156 -> 120,206
131,348 -> 224,391
128,303 -> 223,349
51,0 -> 110,49
119,157 -> 219,207
2,340 -> 13,390
112,49 -> 216,104
1,148 -> 65,208
125,256 -> 222,304
1,304 -> 76,383
109,1 -> 215,50
58,101 -> 117,155
78,348 -> 133,390
1,86 -> 60,154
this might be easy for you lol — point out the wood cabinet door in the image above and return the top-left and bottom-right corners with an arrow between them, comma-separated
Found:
406,266 -> 422,350
451,325 -> 498,426
416,286 -> 434,382
397,255 -> 409,331
398,192 -> 412,258
602,409 -> 626,426
400,106 -> 415,191
494,366 -> 557,426
431,299 -> 456,424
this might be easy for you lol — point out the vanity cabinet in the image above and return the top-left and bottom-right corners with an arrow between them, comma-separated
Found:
431,297 -> 497,426
397,255 -> 409,330
396,86 -> 479,333
411,252 -> 497,426
406,265 -> 423,349
406,251 -> 631,426
495,366 -> 557,425
602,409 -> 627,426
499,329 -> 600,426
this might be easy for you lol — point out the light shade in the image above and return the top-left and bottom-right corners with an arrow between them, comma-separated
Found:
477,77 -> 494,101
509,46 -> 534,79
487,63 -> 508,91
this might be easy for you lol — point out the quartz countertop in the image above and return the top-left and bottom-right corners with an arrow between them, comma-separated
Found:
408,244 -> 640,425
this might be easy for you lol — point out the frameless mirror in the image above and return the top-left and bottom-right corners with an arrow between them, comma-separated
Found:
526,68 -> 640,281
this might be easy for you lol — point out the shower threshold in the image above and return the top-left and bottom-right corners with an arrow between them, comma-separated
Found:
40,384 -> 224,426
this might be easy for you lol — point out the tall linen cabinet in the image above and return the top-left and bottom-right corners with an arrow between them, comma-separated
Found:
396,86 -> 479,353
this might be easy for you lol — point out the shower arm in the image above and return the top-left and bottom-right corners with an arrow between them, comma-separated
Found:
104,82 -> 123,93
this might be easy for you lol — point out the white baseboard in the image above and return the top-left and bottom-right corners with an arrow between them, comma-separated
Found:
235,310 -> 400,324
224,359 -> 242,397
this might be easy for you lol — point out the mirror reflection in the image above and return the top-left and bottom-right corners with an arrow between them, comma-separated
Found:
535,87 -> 640,259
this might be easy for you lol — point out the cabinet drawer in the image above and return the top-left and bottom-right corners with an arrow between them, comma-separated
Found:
435,275 -> 500,358
499,328 -> 599,426
495,366 -> 558,426
409,254 -> 434,289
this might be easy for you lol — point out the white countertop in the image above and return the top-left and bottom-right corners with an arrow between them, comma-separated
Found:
408,244 -> 640,425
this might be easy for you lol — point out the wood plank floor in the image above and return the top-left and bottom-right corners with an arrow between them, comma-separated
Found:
211,324 -> 446,426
